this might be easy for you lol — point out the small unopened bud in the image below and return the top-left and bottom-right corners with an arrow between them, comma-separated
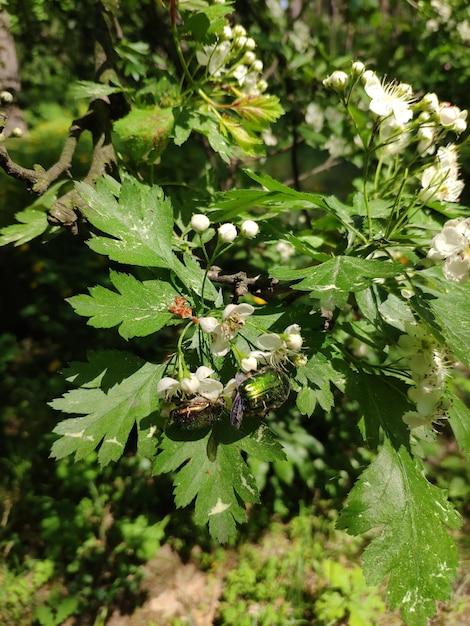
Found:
323,70 -> 348,92
241,356 -> 258,372
251,60 -> 263,73
218,223 -> 238,243
0,90 -> 13,104
11,126 -> 23,138
232,25 -> 247,38
351,61 -> 365,77
191,213 -> 210,232
240,219 -> 259,238
245,37 -> 256,51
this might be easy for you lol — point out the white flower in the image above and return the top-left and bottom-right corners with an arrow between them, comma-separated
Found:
457,19 -> 470,44
196,41 -> 232,77
191,213 -> 210,232
379,116 -> 410,155
417,124 -> 436,156
438,104 -> 467,133
241,219 -> 259,238
284,324 -> 303,351
218,223 -> 238,243
305,102 -> 324,132
420,145 -> 464,203
157,366 -> 223,401
363,72 -> 414,125
421,92 -> 439,113
275,240 -> 295,260
249,324 -> 304,365
323,70 -> 348,92
199,303 -> 255,356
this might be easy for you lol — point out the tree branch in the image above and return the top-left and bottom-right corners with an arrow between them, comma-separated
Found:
207,266 -> 284,301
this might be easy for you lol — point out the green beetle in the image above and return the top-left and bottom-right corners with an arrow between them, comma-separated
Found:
170,397 -> 224,430
230,367 -> 290,429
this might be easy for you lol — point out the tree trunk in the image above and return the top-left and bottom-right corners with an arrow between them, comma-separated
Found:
0,10 -> 27,136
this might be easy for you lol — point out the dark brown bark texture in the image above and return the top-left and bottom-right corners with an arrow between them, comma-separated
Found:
0,10 -> 26,135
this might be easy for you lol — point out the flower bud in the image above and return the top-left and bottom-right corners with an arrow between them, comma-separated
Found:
0,90 -> 13,104
191,213 -> 210,232
241,356 -> 258,372
232,25 -> 247,38
218,222 -> 238,243
251,60 -> 263,73
323,70 -> 348,92
243,51 -> 256,65
11,126 -> 23,138
351,61 -> 365,77
241,219 -> 259,238
245,37 -> 256,51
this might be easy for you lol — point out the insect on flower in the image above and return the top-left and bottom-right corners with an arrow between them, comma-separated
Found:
230,367 -> 290,429
170,397 -> 226,430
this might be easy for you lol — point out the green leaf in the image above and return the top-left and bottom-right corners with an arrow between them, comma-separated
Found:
77,176 -> 216,298
113,106 -> 174,160
69,80 -> 125,99
67,271 -> 179,339
412,269 -> 470,368
50,359 -> 164,466
0,208 -> 49,246
448,393 -> 470,462
232,94 -> 284,129
338,440 -> 461,626
153,422 -> 283,542
347,372 -> 411,450
296,386 -> 317,416
271,257 -> 404,308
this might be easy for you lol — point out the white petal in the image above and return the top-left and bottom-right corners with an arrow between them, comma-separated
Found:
241,356 -> 258,372
257,333 -> 284,350
195,365 -> 214,380
157,377 -> 179,396
199,316 -> 219,332
199,379 -> 223,401
180,375 -> 200,394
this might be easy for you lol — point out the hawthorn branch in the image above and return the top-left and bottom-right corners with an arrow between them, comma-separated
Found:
207,267 -> 285,301
0,1 -> 123,234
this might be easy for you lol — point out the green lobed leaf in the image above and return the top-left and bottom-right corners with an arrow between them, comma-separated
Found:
412,268 -> 470,368
67,271 -> 179,339
153,422 -> 283,542
50,360 -> 164,466
448,392 -> 470,462
69,80 -> 125,99
113,106 -> 174,160
272,257 -> 404,309
77,176 -> 216,298
295,351 -> 347,414
0,208 -> 49,246
232,95 -> 284,129
337,440 -> 461,626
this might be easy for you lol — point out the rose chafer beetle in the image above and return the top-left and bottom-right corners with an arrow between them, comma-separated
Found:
230,367 -> 290,429
170,397 -> 224,430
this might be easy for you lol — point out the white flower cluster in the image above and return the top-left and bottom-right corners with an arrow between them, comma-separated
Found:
428,217 -> 470,282
319,62 -> 467,201
419,0 -> 470,44
196,23 -> 267,95
199,302 -> 304,367
419,145 -> 464,203
158,365 -> 229,401
398,322 -> 452,439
